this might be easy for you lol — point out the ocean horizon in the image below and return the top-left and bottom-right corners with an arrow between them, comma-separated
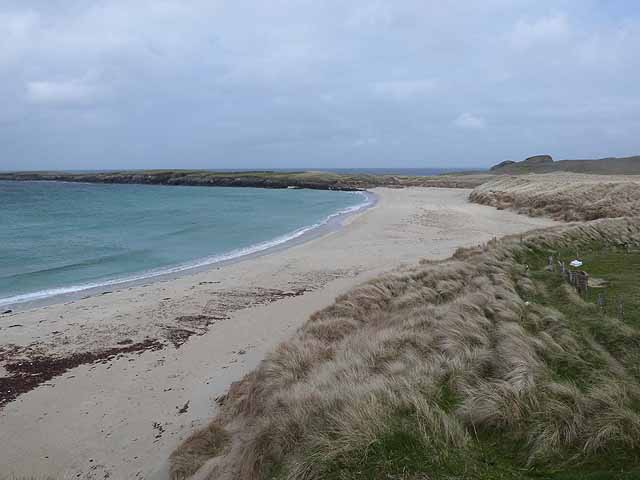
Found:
0,181 -> 369,307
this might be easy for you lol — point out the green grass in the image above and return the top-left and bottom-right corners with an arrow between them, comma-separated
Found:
295,245 -> 640,480
294,420 -> 640,480
524,244 -> 640,322
0,169 -> 492,191
522,244 -> 640,380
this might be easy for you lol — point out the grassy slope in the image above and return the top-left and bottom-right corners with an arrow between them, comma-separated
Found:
169,218 -> 640,480
469,174 -> 640,221
490,156 -> 640,175
292,234 -> 640,480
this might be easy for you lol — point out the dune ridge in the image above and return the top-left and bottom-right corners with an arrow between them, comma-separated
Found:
170,216 -> 640,479
469,173 -> 640,221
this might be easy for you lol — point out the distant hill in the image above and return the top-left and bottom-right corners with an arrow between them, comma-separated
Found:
0,169 -> 492,190
489,154 -> 640,175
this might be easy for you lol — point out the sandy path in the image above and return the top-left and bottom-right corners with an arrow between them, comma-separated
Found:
0,188 -> 556,479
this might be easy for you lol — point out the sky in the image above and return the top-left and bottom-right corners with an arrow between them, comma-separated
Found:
1,0 -> 640,170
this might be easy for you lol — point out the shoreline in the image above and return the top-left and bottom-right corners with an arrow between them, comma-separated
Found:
0,187 -> 557,479
0,190 -> 376,312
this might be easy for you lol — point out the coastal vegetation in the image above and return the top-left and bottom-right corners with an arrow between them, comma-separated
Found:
3,155 -> 639,194
0,170 -> 491,191
469,173 -> 640,221
169,217 -> 640,479
488,154 -> 640,175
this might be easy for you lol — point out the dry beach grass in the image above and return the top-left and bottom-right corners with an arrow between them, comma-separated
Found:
170,216 -> 640,479
469,173 -> 640,221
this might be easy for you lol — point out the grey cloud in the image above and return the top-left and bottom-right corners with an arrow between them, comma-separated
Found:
0,0 -> 639,170
509,14 -> 571,50
454,113 -> 486,130
26,75 -> 107,106
371,80 -> 437,101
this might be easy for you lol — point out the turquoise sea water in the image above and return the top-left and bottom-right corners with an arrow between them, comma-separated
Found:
0,181 -> 368,307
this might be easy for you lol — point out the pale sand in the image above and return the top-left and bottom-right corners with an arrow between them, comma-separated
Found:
0,187 -> 556,479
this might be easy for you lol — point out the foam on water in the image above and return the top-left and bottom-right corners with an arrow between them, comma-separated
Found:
0,187 -> 373,307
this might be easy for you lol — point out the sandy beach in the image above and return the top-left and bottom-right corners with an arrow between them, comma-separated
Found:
0,187 -> 556,479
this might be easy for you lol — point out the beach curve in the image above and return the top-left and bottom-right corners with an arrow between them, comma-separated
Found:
0,187 -> 556,479
0,190 -> 375,310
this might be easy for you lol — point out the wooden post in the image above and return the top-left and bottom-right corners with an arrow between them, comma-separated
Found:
597,293 -> 605,309
618,298 -> 625,320
575,271 -> 588,297
546,255 -> 554,272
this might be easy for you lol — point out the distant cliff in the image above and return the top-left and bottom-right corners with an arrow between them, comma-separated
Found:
489,154 -> 640,175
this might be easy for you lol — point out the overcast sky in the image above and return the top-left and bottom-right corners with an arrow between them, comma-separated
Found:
1,1 -> 640,170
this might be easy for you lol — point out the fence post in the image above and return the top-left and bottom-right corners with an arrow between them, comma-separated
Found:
618,298 -> 625,320
575,271 -> 588,297
546,255 -> 554,272
597,293 -> 605,309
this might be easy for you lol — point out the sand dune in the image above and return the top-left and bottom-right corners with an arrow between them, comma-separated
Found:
470,172 -> 640,221
171,216 -> 640,479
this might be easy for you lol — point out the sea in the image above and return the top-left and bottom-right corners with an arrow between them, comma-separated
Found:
0,181 -> 370,307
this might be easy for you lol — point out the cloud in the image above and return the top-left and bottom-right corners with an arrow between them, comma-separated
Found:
0,11 -> 39,65
1,1 -> 640,169
371,80 -> 436,100
352,136 -> 379,147
26,76 -> 105,106
509,14 -> 570,50
454,113 -> 486,129
347,3 -> 393,29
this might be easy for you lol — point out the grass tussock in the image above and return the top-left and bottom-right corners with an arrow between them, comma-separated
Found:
469,172 -> 640,221
171,217 -> 640,480
169,423 -> 230,479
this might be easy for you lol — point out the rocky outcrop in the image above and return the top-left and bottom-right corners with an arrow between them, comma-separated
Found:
489,160 -> 516,171
489,155 -> 554,173
522,154 -> 554,165
488,154 -> 640,175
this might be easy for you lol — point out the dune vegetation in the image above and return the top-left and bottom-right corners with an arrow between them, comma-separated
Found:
469,173 -> 640,221
170,216 -> 640,479
0,170 -> 492,191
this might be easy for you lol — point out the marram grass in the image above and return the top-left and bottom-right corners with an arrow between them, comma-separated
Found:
170,216 -> 640,479
469,172 -> 640,221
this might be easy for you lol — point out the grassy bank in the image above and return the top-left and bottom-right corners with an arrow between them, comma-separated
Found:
0,170 -> 493,191
469,173 -> 640,221
170,217 -> 640,479
489,155 -> 640,175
